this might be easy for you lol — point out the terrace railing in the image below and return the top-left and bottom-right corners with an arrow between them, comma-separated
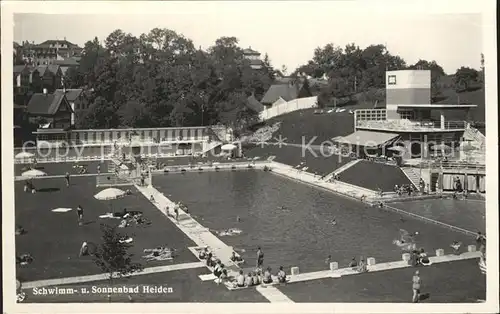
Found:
404,160 -> 485,173
356,119 -> 467,132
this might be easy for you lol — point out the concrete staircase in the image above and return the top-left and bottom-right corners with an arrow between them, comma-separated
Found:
464,126 -> 486,146
324,159 -> 362,181
401,167 -> 421,189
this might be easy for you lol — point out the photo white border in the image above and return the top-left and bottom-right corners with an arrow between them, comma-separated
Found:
2,1 -> 498,313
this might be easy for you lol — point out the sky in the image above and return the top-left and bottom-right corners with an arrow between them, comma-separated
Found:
12,2 -> 485,75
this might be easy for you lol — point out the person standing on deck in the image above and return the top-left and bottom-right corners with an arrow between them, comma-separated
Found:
76,205 -> 84,225
65,172 -> 70,187
256,247 -> 264,269
97,164 -> 101,174
412,270 -> 422,303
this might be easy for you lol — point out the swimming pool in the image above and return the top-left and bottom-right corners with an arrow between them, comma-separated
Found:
154,171 -> 476,273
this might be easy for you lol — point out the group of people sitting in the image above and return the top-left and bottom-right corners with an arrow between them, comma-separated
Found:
348,257 -> 368,273
234,266 -> 287,288
115,208 -> 151,227
394,184 -> 416,197
410,248 -> 431,266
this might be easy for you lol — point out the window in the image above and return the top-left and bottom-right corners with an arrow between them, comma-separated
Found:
388,75 -> 397,85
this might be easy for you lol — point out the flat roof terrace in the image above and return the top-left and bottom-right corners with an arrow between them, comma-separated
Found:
356,119 -> 467,132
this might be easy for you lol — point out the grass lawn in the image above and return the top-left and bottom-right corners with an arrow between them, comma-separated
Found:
245,144 -> 350,175
278,259 -> 485,302
23,268 -> 269,303
338,160 -> 412,192
153,171 -> 476,273
15,176 -> 198,282
391,198 -> 485,233
265,109 -> 356,145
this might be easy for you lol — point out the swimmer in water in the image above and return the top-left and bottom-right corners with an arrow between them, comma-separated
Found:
331,218 -> 337,226
236,216 -> 241,222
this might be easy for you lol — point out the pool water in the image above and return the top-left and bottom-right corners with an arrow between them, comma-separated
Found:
391,199 -> 486,233
154,171 -> 475,273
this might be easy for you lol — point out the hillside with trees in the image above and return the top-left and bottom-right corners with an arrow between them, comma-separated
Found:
64,28 -> 274,129
293,43 -> 484,122
63,31 -> 484,130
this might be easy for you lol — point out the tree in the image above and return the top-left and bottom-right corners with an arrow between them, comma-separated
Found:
453,67 -> 479,92
93,224 -> 143,282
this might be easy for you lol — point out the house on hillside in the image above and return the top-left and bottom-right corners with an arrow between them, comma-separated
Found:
260,81 -> 313,107
54,57 -> 80,76
36,64 -> 63,93
243,47 -> 264,70
31,39 -> 83,65
26,90 -> 74,130
220,94 -> 265,127
55,88 -> 85,125
13,65 -> 31,96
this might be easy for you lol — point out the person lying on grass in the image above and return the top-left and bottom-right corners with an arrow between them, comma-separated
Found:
16,253 -> 34,266
15,225 -> 25,236
143,247 -> 175,261
79,241 -> 97,257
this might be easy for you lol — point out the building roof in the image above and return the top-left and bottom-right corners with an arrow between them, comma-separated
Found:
243,47 -> 260,55
336,130 -> 400,147
55,89 -> 84,102
36,39 -> 79,49
36,65 -> 48,76
26,92 -> 72,115
260,83 -> 301,104
53,58 -> 80,66
246,95 -> 264,112
396,104 -> 477,109
13,65 -> 28,74
35,64 -> 61,76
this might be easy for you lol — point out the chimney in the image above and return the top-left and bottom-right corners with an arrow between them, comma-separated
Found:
43,88 -> 47,95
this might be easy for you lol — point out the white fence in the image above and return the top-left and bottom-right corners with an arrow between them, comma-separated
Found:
259,96 -> 318,121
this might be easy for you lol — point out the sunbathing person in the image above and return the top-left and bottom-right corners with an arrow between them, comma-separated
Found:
348,257 -> 358,268
213,261 -> 223,277
16,253 -> 34,265
216,269 -> 228,285
15,225 -> 25,236
79,241 -> 97,257
236,270 -> 245,287
199,247 -> 210,259
263,267 -> 273,284
417,249 -> 431,266
143,247 -> 175,261
357,258 -> 368,272
277,266 -> 287,283
252,271 -> 260,285
230,251 -> 244,263
450,241 -> 462,254
245,272 -> 254,287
